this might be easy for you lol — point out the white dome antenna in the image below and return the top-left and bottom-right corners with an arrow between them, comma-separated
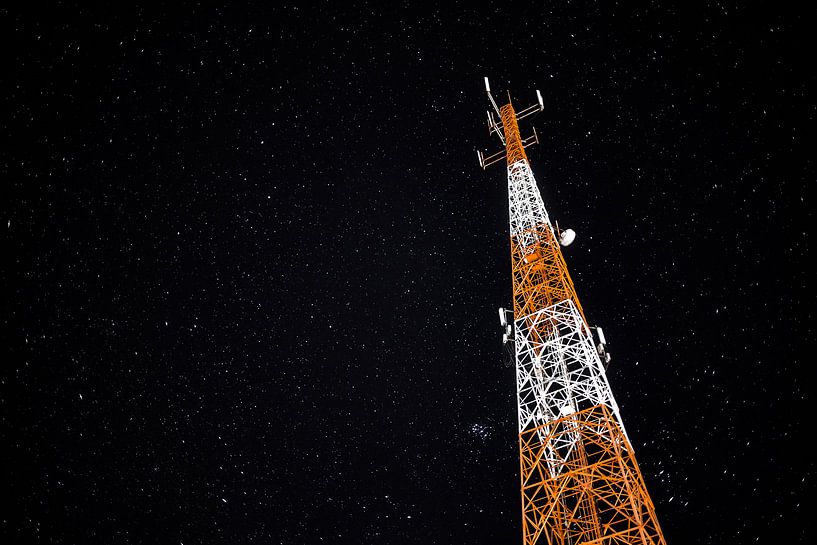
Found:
559,228 -> 576,247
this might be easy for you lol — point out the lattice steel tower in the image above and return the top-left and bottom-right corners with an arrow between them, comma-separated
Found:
477,78 -> 667,545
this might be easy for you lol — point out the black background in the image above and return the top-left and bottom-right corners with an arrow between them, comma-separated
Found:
2,2 -> 813,544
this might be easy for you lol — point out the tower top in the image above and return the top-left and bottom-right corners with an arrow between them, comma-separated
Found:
477,77 -> 543,169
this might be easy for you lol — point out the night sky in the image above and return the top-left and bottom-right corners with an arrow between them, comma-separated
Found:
3,3 -> 813,544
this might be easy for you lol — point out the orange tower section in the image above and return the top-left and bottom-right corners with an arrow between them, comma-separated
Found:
479,80 -> 667,545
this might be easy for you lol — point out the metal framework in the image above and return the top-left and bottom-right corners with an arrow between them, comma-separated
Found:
478,78 -> 666,545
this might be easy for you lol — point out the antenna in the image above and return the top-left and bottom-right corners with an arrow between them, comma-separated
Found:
484,77 -> 501,116
559,228 -> 576,247
478,77 -> 542,169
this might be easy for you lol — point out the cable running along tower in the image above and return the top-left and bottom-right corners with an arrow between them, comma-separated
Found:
478,78 -> 666,545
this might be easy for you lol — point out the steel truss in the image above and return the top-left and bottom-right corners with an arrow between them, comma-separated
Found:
478,87 -> 667,545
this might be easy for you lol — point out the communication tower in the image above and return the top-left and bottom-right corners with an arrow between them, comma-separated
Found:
479,77 -> 667,545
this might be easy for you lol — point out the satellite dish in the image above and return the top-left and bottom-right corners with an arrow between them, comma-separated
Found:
559,228 -> 576,247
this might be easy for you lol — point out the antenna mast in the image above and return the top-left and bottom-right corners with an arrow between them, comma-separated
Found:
478,78 -> 667,545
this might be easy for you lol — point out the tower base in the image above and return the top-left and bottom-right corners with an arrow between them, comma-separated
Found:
520,404 -> 666,545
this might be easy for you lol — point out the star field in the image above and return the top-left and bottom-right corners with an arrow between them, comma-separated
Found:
2,3 -> 813,544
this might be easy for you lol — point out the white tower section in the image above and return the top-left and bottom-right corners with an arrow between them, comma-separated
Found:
507,160 -> 627,477
508,160 -> 552,251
